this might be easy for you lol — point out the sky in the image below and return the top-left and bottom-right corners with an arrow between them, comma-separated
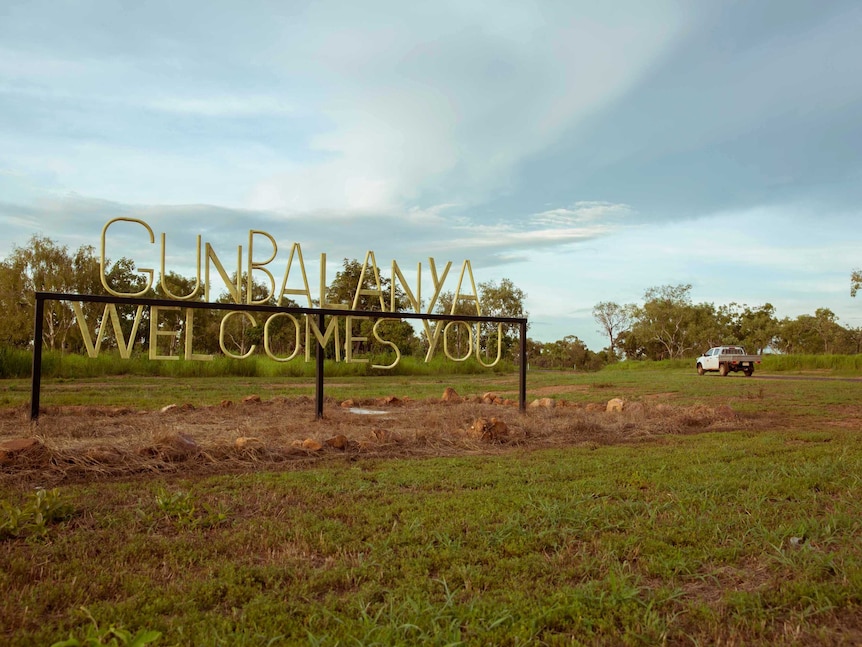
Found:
1,0 -> 861,351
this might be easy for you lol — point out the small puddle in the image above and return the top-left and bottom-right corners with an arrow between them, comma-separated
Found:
348,408 -> 390,416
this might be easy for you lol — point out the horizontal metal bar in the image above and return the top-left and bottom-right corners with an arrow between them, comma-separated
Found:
34,291 -> 528,325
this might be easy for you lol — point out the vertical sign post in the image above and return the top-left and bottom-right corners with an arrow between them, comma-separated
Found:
315,311 -> 325,419
30,295 -> 44,421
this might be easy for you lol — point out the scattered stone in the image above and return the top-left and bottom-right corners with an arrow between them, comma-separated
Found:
301,438 -> 323,451
606,398 -> 625,413
242,395 -> 261,404
469,417 -> 509,442
160,404 -> 179,413
585,402 -> 605,412
482,392 -> 498,404
220,400 -> 233,408
235,436 -> 262,449
0,437 -> 47,464
377,395 -> 401,406
341,399 -> 356,408
141,433 -> 199,461
441,387 -> 460,402
325,434 -> 349,450
371,428 -> 402,443
529,398 -> 556,409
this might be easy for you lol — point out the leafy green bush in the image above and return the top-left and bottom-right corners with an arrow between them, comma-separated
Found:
0,489 -> 75,541
51,607 -> 161,647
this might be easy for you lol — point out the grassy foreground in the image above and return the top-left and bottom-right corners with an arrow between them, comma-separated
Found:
2,367 -> 862,645
2,430 -> 862,645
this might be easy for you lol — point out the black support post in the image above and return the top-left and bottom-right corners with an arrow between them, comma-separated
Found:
519,320 -> 527,413
315,312 -> 325,419
30,295 -> 45,421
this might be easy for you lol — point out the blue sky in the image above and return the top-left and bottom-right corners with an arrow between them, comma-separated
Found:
1,0 -> 860,351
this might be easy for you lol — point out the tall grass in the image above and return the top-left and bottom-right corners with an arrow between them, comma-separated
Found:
0,347 -> 514,379
762,353 -> 862,373
604,354 -> 862,374
0,347 -> 32,378
4,346 -> 862,380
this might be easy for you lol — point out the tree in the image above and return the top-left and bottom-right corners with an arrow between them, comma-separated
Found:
477,278 -> 527,362
149,272 -> 207,356
592,301 -> 634,359
841,326 -> 862,354
775,315 -> 820,354
208,272 -> 274,358
83,257 -> 155,353
432,290 -> 476,359
0,256 -> 32,347
0,236 -> 110,350
434,278 -> 527,362
727,303 -> 778,355
630,284 -> 701,360
532,335 -> 602,370
773,310 -> 847,355
852,269 -> 862,297
325,258 -> 418,361
811,308 -> 842,354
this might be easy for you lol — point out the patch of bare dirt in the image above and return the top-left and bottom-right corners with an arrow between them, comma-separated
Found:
529,384 -> 590,396
0,394 -> 760,486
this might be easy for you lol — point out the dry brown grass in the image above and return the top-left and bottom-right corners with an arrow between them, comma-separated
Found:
0,393 -> 757,486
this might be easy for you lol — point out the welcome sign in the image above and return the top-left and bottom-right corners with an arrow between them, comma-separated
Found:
90,217 -> 506,368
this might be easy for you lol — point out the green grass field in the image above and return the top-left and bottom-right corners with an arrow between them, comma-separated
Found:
2,366 -> 862,645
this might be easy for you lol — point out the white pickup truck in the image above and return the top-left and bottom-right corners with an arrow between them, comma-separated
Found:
696,346 -> 761,377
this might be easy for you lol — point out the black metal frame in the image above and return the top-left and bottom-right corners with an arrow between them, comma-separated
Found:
31,291 -> 528,420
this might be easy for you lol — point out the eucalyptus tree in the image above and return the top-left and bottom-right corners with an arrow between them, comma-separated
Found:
1,236 -> 103,350
629,284 -> 701,360
592,301 -> 635,359
0,235 -> 152,352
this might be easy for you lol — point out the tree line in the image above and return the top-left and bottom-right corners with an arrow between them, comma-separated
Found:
593,283 -> 862,361
0,236 -> 527,364
1,235 -> 859,370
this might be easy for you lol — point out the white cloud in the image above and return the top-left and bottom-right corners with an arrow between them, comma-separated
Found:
531,202 -> 634,227
143,95 -> 297,118
246,3 -> 685,215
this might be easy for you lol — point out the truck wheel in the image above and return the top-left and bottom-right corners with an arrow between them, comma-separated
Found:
719,364 -> 728,377
744,366 -> 753,377
697,363 -> 705,376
